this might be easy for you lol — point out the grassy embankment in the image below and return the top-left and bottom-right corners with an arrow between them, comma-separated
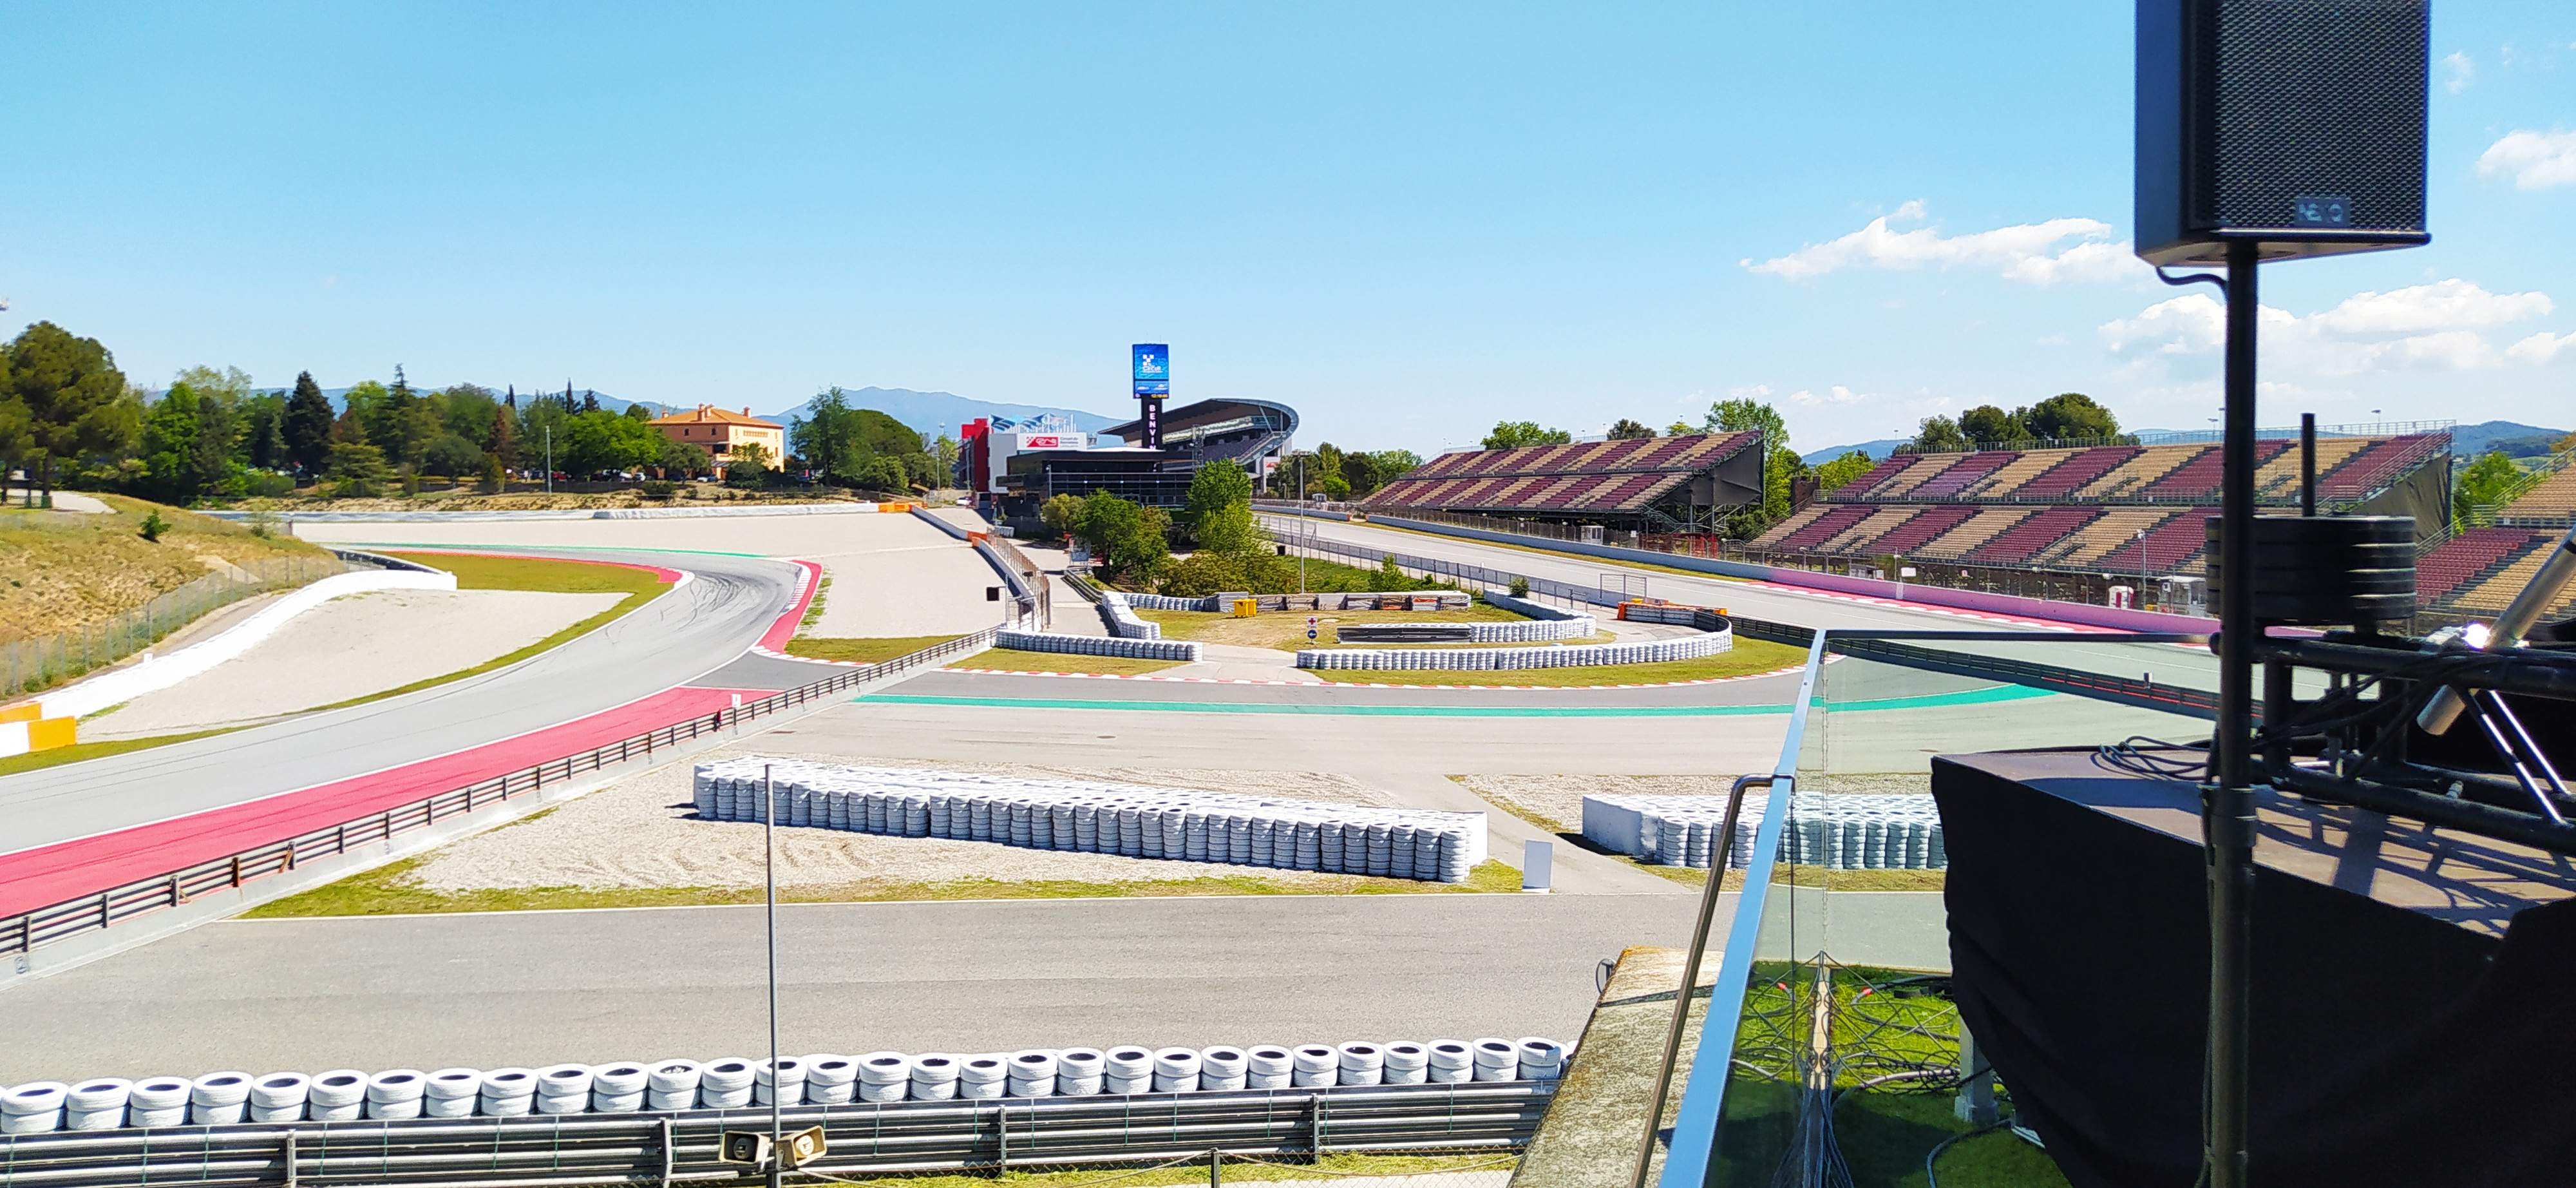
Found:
247,854 -> 1523,917
1467,780 -> 1944,892
1,494 -> 328,646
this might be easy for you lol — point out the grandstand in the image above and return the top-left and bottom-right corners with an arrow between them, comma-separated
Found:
1747,426 -> 2454,598
1361,432 -> 1764,531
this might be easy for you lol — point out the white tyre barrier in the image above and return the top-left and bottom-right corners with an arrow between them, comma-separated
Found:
800,1057 -> 857,1107
422,1069 -> 482,1118
17,1033 -> 1569,1128
644,1061 -> 701,1112
247,1074 -> 311,1124
363,1071 -> 428,1121
188,1073 -> 253,1126
3,1082 -> 70,1135
996,629 -> 1202,664
696,760 -> 1487,883
697,1060 -> 755,1109
1582,792 -> 1947,870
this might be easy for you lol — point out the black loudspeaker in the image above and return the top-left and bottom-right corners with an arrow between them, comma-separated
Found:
2136,0 -> 2431,265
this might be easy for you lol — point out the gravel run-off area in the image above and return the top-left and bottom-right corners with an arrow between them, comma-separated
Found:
84,588 -> 620,739
411,744 -> 1406,892
295,512 -> 1003,637
1455,772 -> 1931,832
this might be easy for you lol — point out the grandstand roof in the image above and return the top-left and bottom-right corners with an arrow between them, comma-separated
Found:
1101,398 -> 1298,443
1363,432 -> 1761,519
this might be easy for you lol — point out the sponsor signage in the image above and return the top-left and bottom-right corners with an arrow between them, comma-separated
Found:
1132,343 -> 1169,398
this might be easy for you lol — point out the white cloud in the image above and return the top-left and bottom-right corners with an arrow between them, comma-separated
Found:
2306,279 -> 2552,337
1743,202 -> 2137,285
1727,384 -> 1774,399
1788,385 -> 1866,406
2508,331 -> 2576,365
2099,279 -> 2552,376
2440,51 -> 2476,93
2477,129 -> 2576,189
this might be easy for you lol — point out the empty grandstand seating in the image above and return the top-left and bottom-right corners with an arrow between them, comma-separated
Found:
2145,441 -> 2287,501
2016,446 -> 2138,500
2416,527 -> 2542,602
1974,506 -> 2104,564
1817,506 -> 1924,555
1915,508 -> 2033,560
1748,504 -> 1832,550
1829,455 -> 1918,501
1959,448 -> 2080,499
2251,436 -> 2367,497
2448,532 -> 2576,616
1907,452 -> 2015,499
1872,454 -> 1963,499
2315,433 -> 2445,501
1868,505 -> 1980,555
1364,432 -> 1760,520
2096,508 -> 2215,573
2079,445 -> 2207,500
2499,463 -> 2576,524
1776,504 -> 1876,551
2032,507 -> 2184,568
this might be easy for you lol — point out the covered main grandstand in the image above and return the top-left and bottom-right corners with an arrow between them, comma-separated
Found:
976,397 -> 1298,518
1361,432 -> 1764,531
1740,424 -> 2456,615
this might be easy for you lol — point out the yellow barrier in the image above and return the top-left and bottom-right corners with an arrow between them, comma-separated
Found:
28,716 -> 75,752
1232,598 -> 1260,618
0,703 -> 40,724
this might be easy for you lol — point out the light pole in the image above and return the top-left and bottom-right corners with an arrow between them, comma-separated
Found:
2136,528 -> 2148,609
762,764 -> 783,1188
544,426 -> 554,494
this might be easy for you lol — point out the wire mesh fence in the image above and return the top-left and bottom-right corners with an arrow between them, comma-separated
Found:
2,554 -> 348,699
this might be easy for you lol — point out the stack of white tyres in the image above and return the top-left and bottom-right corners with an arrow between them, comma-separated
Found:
190,1073 -> 254,1125
907,1055 -> 960,1102
477,1069 -> 538,1118
423,1069 -> 482,1118
247,1073 -> 310,1124
802,1057 -> 857,1107
2,1083 -> 70,1134
364,1070 -> 428,1120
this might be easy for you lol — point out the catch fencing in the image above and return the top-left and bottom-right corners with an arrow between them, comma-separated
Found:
0,1081 -> 1548,1188
3,555 -> 348,699
1,631 -> 996,961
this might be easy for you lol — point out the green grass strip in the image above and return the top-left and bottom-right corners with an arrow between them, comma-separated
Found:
0,726 -> 243,780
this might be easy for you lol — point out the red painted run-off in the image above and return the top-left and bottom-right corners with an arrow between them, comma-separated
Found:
759,559 -> 826,651
0,684 -> 776,919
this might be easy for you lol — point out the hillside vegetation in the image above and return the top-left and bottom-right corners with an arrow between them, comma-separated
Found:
0,495 -> 328,642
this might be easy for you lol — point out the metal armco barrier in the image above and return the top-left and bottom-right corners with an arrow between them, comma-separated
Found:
0,1081 -> 1549,1188
1826,635 -> 2223,720
1,630 -> 997,960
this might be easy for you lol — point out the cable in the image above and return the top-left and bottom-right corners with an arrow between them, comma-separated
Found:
1924,1117 -> 2014,1188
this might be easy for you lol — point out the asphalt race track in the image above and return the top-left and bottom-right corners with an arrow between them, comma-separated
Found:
0,546 -> 812,916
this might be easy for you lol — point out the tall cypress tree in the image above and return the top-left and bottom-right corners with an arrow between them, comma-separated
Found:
283,370 -> 335,472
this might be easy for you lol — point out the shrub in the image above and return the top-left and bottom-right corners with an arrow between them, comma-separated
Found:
641,479 -> 678,499
1510,575 -> 1530,599
478,454 -> 507,494
242,469 -> 296,498
1162,552 -> 1251,597
247,509 -> 281,539
726,461 -> 770,490
138,510 -> 169,542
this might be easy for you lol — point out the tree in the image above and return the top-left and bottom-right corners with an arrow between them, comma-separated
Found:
190,384 -> 240,496
140,384 -> 203,504
1321,474 -> 1350,501
514,399 -> 571,471
486,403 -> 518,462
933,434 -> 960,481
2021,392 -> 2119,442
325,441 -> 392,497
1162,551 -> 1252,597
341,380 -> 390,445
1665,421 -> 1694,437
657,437 -> 708,478
1708,396 -> 1796,523
1340,451 -> 1383,496
478,452 -> 507,493
5,321 -> 136,504
2453,450 -> 2523,525
1909,415 -> 1971,454
1482,421 -> 1571,450
421,432 -> 487,478
1370,448 -> 1423,476
1039,493 -> 1085,539
1958,404 -> 2029,448
1607,418 -> 1654,439
1074,490 -> 1171,582
622,402 -> 654,422
557,410 -> 663,475
282,372 -> 334,474
1182,461 -> 1262,557
241,393 -> 288,470
1814,450 -> 1879,493
848,454 -> 911,492
726,441 -> 775,487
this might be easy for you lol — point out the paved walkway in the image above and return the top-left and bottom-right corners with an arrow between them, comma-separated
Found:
3,487 -> 111,512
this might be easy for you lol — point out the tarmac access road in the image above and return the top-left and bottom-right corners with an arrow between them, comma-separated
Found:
1260,514 -> 2251,696
0,890 -> 1949,1081
0,546 -> 824,917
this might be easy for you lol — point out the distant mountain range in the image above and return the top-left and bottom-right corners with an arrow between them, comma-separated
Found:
759,387 -> 1124,438
1801,419 -> 2566,466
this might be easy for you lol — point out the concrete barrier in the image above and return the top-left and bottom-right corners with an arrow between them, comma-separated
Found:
35,566 -> 459,720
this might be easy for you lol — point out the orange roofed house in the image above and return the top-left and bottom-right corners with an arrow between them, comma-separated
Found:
647,405 -> 786,477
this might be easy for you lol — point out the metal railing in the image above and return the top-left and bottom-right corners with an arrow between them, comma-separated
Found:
0,1081 -> 1550,1188
1,630 -> 996,959
3,555 -> 348,699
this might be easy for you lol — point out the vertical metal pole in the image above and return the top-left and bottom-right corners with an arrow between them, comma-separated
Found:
1631,772 -> 1768,1188
2298,413 -> 2316,518
764,763 -> 783,1188
2207,240 -> 2260,1188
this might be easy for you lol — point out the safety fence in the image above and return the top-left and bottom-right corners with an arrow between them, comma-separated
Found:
3,555 -> 348,700
1298,624 -> 1731,673
0,1081 -> 1551,1188
0,631 -> 997,961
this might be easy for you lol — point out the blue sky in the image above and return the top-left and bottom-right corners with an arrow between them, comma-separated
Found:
5,1 -> 2571,455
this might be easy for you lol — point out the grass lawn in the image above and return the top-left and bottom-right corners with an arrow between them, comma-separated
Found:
247,856 -> 1523,917
1312,634 -> 1809,687
1141,604 -> 1531,650
788,634 -> 965,664
0,725 -> 242,780
951,647 -> 1186,676
294,551 -> 672,711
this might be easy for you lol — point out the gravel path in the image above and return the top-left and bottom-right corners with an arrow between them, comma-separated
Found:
412,747 -> 1403,892
84,589 -> 620,739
